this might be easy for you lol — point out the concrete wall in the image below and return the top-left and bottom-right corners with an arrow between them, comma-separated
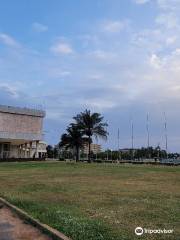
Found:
10,145 -> 19,158
0,112 -> 43,135
0,105 -> 46,158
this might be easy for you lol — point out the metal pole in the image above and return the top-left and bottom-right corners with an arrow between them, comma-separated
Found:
146,113 -> 150,148
131,118 -> 134,160
164,112 -> 168,159
146,113 -> 150,159
132,123 -> 134,150
118,128 -> 121,160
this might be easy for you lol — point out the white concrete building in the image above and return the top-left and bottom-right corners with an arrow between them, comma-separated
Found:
0,105 -> 46,159
82,143 -> 102,154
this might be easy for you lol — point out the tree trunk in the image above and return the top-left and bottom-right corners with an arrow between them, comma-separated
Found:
88,137 -> 91,163
76,146 -> 79,162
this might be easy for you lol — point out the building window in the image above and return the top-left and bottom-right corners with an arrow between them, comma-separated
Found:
2,143 -> 10,158
3,143 -> 10,152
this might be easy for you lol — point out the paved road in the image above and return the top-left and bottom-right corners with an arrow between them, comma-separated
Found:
0,220 -> 14,240
0,206 -> 50,240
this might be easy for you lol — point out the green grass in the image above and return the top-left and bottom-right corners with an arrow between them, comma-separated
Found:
0,162 -> 179,240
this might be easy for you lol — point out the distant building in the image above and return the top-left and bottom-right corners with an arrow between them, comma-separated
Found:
36,141 -> 47,158
120,148 -> 138,153
0,105 -> 46,159
82,143 -> 102,154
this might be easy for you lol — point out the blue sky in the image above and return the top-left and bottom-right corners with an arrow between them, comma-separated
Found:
1,0 -> 180,151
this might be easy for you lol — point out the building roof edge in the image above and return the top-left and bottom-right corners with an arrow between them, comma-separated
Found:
0,105 -> 45,117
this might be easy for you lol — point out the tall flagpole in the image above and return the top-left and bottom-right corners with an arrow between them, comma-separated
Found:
131,117 -> 134,160
118,128 -> 120,160
146,113 -> 150,158
164,112 -> 168,158
146,113 -> 150,148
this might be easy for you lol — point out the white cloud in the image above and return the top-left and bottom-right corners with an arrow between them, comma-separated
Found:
166,36 -> 177,45
0,84 -> 19,99
157,0 -> 180,10
0,33 -> 20,47
85,98 -> 116,110
173,48 -> 180,55
156,13 -> 179,29
88,74 -> 103,80
150,54 -> 163,69
102,20 -> 128,33
32,22 -> 48,32
132,28 -> 164,52
50,41 -> 73,55
47,68 -> 71,78
88,50 -> 116,60
59,71 -> 71,76
133,0 -> 150,4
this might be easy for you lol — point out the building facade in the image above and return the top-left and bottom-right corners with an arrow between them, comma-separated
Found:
82,143 -> 102,154
0,105 -> 46,159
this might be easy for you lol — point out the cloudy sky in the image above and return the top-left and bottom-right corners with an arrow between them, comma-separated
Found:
1,0 -> 180,151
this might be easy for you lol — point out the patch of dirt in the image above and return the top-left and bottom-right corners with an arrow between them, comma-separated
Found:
0,206 -> 51,240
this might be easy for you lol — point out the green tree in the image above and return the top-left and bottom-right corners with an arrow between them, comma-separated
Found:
59,124 -> 87,162
53,147 -> 59,159
46,145 -> 54,158
74,109 -> 108,163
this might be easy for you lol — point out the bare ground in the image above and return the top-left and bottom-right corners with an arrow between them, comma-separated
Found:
0,206 -> 51,240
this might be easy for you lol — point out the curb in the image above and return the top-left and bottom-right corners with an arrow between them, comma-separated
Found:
0,197 -> 72,240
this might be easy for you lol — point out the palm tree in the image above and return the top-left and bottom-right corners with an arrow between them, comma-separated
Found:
59,124 -> 87,162
74,109 -> 108,163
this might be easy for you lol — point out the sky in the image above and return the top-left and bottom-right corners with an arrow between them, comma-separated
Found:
1,0 -> 180,151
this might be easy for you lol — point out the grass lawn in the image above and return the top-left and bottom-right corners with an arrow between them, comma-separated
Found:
0,162 -> 179,240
